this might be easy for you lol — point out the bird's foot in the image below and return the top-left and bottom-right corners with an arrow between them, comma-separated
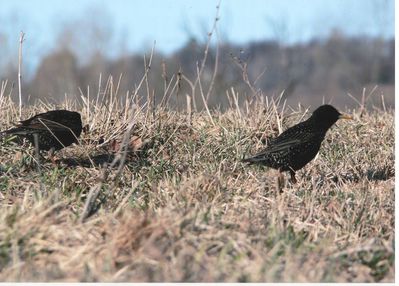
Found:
289,171 -> 297,184
277,170 -> 285,192
47,148 -> 59,165
50,156 -> 58,165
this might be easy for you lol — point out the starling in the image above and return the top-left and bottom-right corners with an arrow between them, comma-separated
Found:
242,105 -> 353,183
0,110 -> 82,152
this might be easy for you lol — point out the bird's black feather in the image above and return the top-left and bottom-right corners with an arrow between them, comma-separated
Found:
0,110 -> 82,151
243,105 -> 352,182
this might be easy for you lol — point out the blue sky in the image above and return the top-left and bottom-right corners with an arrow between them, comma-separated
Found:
0,0 -> 394,73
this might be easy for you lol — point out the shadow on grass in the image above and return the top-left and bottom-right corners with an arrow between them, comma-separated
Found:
57,152 -> 152,171
58,153 -> 116,168
57,137 -> 158,170
332,165 -> 394,183
365,166 -> 395,181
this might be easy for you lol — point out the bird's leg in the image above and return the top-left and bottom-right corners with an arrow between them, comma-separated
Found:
277,168 -> 285,192
289,169 -> 297,184
32,133 -> 42,165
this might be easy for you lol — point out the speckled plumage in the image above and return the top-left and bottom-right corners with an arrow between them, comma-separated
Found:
242,105 -> 353,183
0,110 -> 82,151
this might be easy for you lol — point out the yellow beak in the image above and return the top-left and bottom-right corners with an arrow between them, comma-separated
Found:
339,113 -> 354,120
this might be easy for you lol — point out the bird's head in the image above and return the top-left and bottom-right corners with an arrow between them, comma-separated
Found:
310,104 -> 353,130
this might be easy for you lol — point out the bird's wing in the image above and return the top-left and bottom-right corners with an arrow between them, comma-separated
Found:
18,117 -> 73,132
243,131 -> 317,162
0,118 -> 73,138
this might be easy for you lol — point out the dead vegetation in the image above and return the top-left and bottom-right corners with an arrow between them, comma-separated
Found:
0,86 -> 394,281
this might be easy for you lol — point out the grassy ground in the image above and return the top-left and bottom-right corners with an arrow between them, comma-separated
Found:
0,93 -> 394,282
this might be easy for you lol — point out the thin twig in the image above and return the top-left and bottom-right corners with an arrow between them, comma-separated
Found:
205,3 -> 221,103
196,63 -> 216,126
18,31 -> 25,120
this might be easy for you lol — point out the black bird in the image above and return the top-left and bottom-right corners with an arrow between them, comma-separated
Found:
0,110 -> 82,152
242,105 -> 353,183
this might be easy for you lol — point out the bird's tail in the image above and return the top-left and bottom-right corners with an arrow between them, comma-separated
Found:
241,156 -> 256,164
0,130 -> 10,138
242,152 -> 269,164
0,128 -> 30,144
0,127 -> 26,137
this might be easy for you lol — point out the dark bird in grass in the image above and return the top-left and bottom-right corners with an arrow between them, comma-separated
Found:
242,105 -> 353,184
0,110 -> 82,153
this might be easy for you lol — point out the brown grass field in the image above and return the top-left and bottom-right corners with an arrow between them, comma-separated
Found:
0,73 -> 394,282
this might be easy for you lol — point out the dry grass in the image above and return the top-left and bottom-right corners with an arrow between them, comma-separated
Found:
0,82 -> 394,282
